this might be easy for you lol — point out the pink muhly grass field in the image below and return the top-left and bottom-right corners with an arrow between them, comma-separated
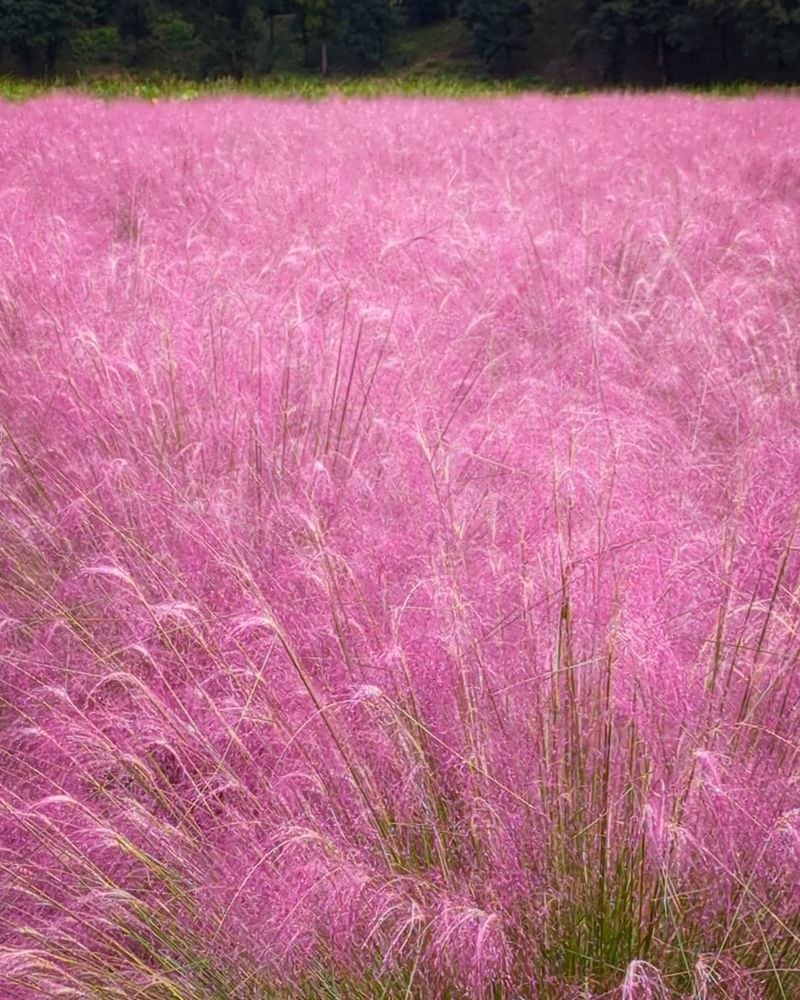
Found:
0,93 -> 799,999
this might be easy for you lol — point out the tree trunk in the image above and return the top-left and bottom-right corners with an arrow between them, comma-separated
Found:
720,21 -> 728,76
656,32 -> 666,86
17,42 -> 35,77
269,13 -> 275,50
321,38 -> 328,77
44,38 -> 59,79
231,0 -> 246,79
608,38 -> 624,85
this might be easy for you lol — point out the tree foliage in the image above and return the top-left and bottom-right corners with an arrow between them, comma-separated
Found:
335,0 -> 398,66
404,0 -> 452,24
0,0 -> 97,73
292,0 -> 335,72
2,0 -> 800,81
117,0 -> 155,41
576,0 -> 800,82
458,0 -> 534,74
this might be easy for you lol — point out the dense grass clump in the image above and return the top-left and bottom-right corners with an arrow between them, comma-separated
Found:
0,73 -> 546,102
1,94 -> 799,998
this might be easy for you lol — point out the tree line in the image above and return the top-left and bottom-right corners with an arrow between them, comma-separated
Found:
1,0 -> 800,84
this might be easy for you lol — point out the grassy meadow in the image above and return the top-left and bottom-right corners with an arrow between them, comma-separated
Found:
0,92 -> 799,998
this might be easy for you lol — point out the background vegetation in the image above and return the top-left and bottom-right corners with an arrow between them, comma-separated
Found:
2,0 -> 800,87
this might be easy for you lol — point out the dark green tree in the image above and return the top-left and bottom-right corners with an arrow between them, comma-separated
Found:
117,0 -> 155,40
575,0 -> 697,83
292,0 -> 336,73
265,0 -> 290,49
632,0 -> 684,81
458,0 -> 535,75
404,0 -> 451,24
672,0 -> 737,78
0,0 -> 97,74
211,0 -> 253,78
736,0 -> 800,78
574,0 -> 633,82
335,0 -> 398,65
176,0 -> 273,77
115,0 -> 155,65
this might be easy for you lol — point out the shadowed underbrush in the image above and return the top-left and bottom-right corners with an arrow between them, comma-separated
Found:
0,94 -> 799,998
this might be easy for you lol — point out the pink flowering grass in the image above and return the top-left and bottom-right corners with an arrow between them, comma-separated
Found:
0,93 -> 799,998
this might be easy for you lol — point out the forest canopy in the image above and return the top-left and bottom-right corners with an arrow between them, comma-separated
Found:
1,0 -> 800,84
